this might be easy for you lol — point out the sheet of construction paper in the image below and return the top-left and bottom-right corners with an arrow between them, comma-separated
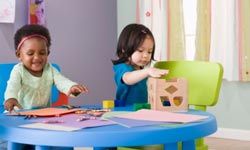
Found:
15,108 -> 80,117
101,111 -> 131,120
108,117 -> 169,128
19,123 -> 81,131
114,109 -> 209,123
30,113 -> 115,129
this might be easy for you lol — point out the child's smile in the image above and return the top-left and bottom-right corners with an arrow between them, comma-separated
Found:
17,37 -> 48,77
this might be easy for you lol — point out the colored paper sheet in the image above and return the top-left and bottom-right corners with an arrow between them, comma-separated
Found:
108,117 -> 169,128
114,109 -> 209,123
29,113 -> 115,129
101,111 -> 131,120
19,123 -> 80,131
13,108 -> 81,117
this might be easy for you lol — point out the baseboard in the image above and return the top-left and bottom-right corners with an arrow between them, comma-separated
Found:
209,128 -> 250,141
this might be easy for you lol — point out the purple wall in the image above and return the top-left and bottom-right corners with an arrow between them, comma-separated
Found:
0,0 -> 117,105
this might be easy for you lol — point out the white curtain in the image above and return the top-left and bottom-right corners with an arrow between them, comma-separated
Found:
137,0 -> 167,61
210,0 -> 239,81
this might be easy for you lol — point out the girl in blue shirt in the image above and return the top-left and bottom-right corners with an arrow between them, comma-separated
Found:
112,24 -> 168,106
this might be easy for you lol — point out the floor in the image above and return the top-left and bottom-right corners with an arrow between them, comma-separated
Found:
206,137 -> 250,150
74,137 -> 250,150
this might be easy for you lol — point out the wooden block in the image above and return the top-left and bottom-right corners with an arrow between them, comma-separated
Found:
148,78 -> 188,112
133,103 -> 151,111
102,100 -> 114,109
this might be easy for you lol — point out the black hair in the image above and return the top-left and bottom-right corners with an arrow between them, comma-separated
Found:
14,24 -> 51,51
112,23 -> 155,65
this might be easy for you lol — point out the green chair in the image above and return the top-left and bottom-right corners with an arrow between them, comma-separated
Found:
118,60 -> 223,150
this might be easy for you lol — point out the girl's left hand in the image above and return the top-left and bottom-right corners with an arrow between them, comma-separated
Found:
68,84 -> 88,96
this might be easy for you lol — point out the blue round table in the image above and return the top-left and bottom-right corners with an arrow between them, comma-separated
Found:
0,107 -> 217,150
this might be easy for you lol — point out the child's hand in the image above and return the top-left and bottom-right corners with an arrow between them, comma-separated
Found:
68,84 -> 88,97
4,98 -> 23,112
148,67 -> 169,78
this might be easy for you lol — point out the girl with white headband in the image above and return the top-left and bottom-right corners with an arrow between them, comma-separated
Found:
4,24 -> 88,112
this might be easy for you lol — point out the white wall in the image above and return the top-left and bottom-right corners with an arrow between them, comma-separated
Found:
117,0 -> 136,36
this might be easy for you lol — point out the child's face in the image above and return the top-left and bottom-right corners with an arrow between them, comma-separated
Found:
130,36 -> 154,69
17,37 -> 48,76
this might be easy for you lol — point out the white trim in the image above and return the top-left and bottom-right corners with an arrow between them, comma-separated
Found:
209,128 -> 250,141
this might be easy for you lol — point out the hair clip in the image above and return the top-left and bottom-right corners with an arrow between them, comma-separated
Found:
141,30 -> 147,34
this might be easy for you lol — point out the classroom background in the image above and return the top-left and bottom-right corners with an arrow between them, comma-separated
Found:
0,0 -> 249,142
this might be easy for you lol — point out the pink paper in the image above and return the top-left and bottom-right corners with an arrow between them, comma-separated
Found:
115,109 -> 209,123
32,113 -> 115,129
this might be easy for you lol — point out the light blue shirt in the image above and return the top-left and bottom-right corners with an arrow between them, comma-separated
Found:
113,63 -> 147,105
4,63 -> 77,109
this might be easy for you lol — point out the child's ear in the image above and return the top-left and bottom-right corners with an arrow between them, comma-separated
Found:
15,50 -> 20,57
15,51 -> 22,61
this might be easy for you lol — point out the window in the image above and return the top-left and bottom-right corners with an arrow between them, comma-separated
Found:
183,0 -> 197,60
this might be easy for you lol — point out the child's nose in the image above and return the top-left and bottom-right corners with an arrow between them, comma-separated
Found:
143,52 -> 149,57
33,53 -> 41,59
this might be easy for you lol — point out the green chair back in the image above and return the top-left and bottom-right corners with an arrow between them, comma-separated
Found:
154,60 -> 223,111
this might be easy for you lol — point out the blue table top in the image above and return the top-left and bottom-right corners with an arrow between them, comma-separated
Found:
0,107 -> 217,147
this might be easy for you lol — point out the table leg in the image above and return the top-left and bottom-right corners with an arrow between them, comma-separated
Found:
7,142 -> 23,150
93,147 -> 112,150
163,143 -> 178,150
182,140 -> 195,150
35,145 -> 74,150
51,147 -> 74,150
35,145 -> 51,150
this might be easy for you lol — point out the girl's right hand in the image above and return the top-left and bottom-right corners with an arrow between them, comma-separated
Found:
4,98 -> 23,112
67,84 -> 88,97
148,67 -> 169,78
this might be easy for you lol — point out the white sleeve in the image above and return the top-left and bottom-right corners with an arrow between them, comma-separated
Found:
4,65 -> 22,103
51,65 -> 77,96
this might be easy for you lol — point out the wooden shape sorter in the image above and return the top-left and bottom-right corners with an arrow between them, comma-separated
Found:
148,77 -> 188,112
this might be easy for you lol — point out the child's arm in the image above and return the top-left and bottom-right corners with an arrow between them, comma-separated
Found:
4,64 -> 23,112
123,67 -> 168,85
51,65 -> 88,97
67,84 -> 88,96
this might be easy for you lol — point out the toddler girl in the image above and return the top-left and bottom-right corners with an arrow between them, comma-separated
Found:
4,24 -> 88,112
112,23 -> 168,105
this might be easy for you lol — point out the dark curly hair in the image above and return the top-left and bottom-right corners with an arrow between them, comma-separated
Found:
14,24 -> 51,51
112,23 -> 155,65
